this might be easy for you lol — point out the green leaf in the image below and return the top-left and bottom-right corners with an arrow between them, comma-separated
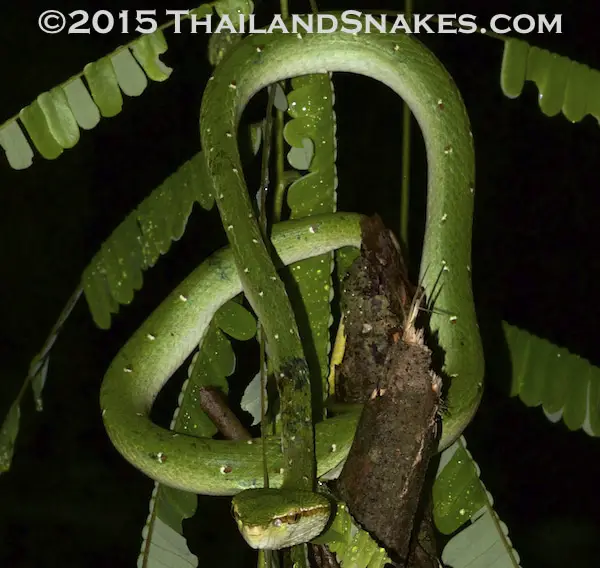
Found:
433,439 -> 487,534
110,48 -> 148,97
435,438 -> 522,567
31,356 -> 50,412
83,57 -> 123,117
81,153 -> 214,329
500,38 -> 529,99
273,83 -> 288,111
139,485 -> 199,568
441,509 -> 522,568
214,301 -> 257,340
214,0 -> 255,19
62,78 -> 101,130
585,69 -> 600,122
500,39 -> 600,124
100,238 -> 135,306
1,23 -> 175,170
19,101 -> 63,160
240,371 -> 266,426
0,119 -> 33,169
109,215 -> 144,293
130,30 -> 172,82
503,322 -> 600,436
0,403 -> 20,473
286,138 -> 314,171
538,53 -> 571,117
205,328 -> 236,379
37,87 -> 80,148
82,256 -> 118,330
283,73 -> 338,404
316,502 -> 391,568
562,61 -> 589,123
248,121 -> 263,156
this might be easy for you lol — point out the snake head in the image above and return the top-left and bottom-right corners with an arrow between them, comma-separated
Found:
231,488 -> 331,549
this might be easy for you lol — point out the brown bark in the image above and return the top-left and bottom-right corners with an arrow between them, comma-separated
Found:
333,215 -> 441,567
198,386 -> 252,441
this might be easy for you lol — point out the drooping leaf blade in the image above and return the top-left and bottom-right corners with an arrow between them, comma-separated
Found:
503,322 -> 600,436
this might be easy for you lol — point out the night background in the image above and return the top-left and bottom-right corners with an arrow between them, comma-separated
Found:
1,1 -> 599,566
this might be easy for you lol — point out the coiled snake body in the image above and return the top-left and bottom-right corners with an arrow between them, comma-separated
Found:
100,14 -> 484,549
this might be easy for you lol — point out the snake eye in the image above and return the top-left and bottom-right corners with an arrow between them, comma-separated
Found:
286,512 -> 302,524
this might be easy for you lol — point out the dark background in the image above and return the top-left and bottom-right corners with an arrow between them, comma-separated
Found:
1,0 -> 599,566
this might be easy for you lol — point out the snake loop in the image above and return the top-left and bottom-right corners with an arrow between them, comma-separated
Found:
100,14 -> 484,550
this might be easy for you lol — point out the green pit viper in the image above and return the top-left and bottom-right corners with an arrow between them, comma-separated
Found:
100,13 -> 484,553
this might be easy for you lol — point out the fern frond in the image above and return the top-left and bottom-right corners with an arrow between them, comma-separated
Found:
0,403 -> 20,473
434,437 -> 522,568
312,501 -> 391,568
139,483 -> 198,568
283,73 -> 338,404
0,28 -> 172,170
82,151 -> 212,329
501,38 -> 600,124
0,0 -> 257,170
503,322 -> 600,436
